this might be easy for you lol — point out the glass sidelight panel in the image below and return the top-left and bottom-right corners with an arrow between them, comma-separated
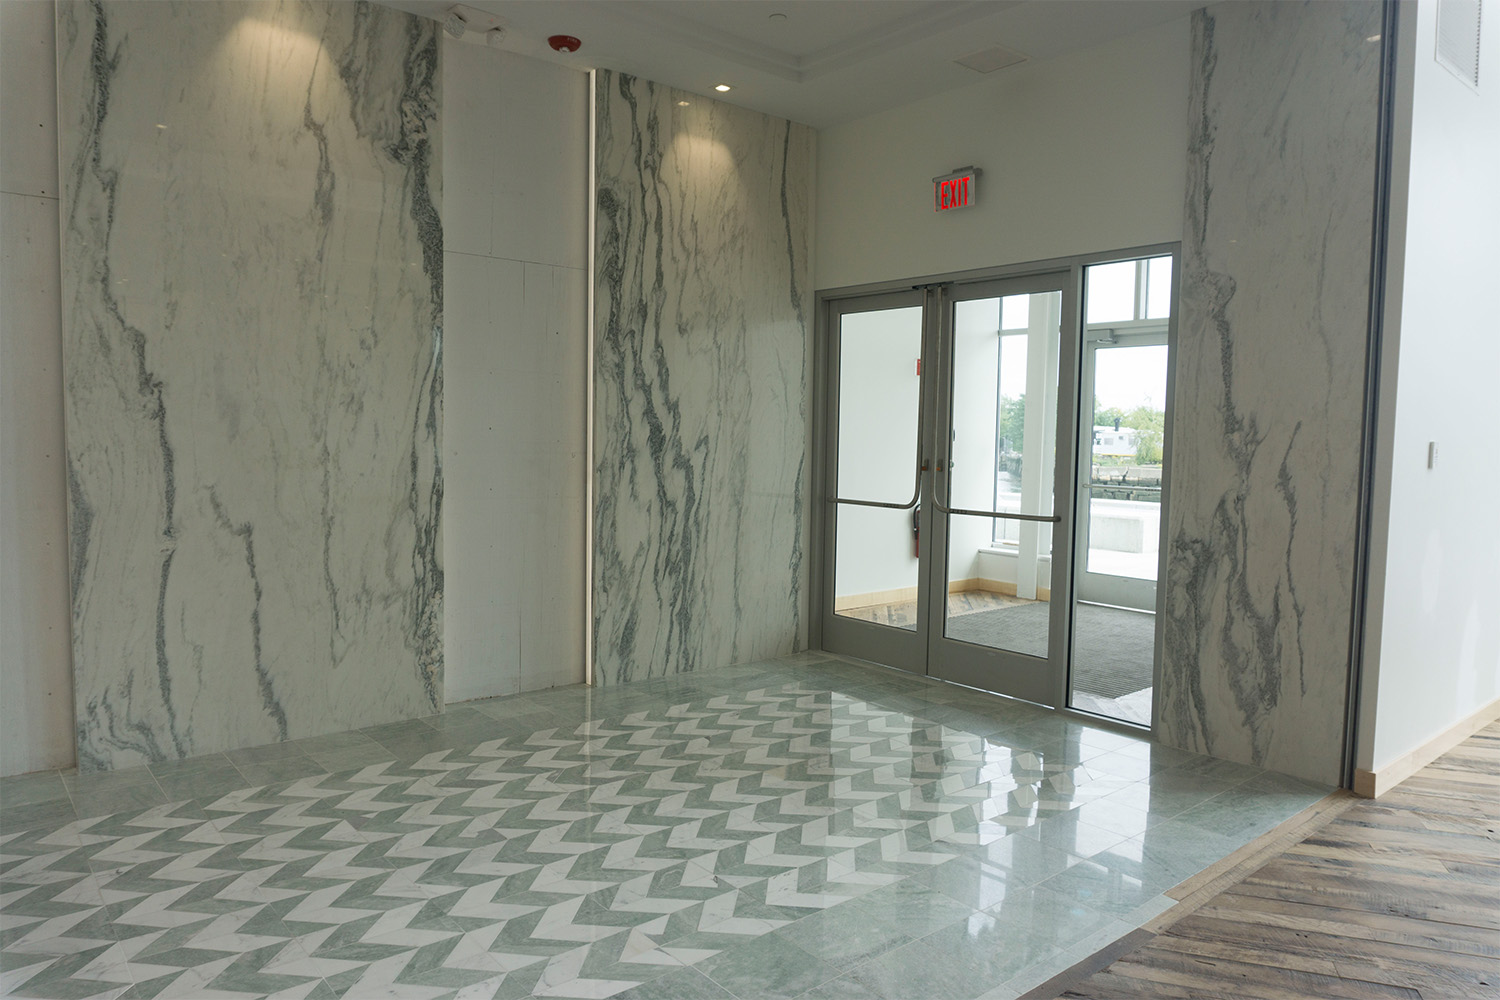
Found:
832,305 -> 924,630
941,290 -> 1061,659
1070,255 -> 1173,726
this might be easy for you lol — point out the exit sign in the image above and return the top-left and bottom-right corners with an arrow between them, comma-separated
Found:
933,166 -> 981,212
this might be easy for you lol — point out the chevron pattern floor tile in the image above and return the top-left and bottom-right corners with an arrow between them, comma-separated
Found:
1,655 -> 1330,1000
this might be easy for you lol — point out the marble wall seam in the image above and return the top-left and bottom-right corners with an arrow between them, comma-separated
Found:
441,39 -> 588,704
57,0 -> 443,771
592,71 -> 813,684
1159,0 -> 1381,786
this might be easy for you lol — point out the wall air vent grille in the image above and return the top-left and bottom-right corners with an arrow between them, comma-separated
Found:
1436,0 -> 1482,89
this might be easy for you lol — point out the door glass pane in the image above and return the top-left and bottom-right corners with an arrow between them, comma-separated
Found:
1084,345 -> 1166,581
943,290 -> 1060,658
833,306 -> 923,629
1071,258 -> 1171,727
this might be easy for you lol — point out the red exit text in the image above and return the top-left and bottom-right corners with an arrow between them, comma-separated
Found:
933,169 -> 979,212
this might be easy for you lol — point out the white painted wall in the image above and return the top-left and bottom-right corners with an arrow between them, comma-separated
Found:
946,301 -> 1002,586
1358,0 -> 1500,772
814,18 -> 1188,290
442,39 -> 589,704
1,0 -> 74,777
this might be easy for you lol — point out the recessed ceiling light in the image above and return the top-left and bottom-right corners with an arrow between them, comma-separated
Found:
677,100 -> 690,106
714,83 -> 732,92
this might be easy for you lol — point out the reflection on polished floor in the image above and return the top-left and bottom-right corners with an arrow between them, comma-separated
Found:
0,653 -> 1329,1000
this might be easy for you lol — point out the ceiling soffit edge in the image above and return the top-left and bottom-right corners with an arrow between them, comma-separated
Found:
605,0 -> 1020,83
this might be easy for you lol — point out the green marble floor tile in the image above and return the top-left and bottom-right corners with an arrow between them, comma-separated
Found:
225,741 -> 312,767
796,972 -> 876,999
770,897 -> 914,967
148,756 -> 249,803
1035,849 -> 1179,917
0,796 -> 77,834
0,770 -> 70,808
232,755 -> 329,787
696,932 -> 843,1000
308,744 -> 397,774
844,914 -> 1036,1000
1020,811 -> 1133,860
71,782 -> 169,820
610,965 -> 735,1000
357,718 -> 438,744
291,730 -> 383,756
63,764 -> 159,799
911,856 -> 1038,911
844,876 -> 979,938
1134,819 -> 1244,879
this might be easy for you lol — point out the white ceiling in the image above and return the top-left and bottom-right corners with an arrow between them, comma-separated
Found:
385,0 -> 1201,129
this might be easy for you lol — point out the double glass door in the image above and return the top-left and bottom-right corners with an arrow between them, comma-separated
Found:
821,255 -> 1174,723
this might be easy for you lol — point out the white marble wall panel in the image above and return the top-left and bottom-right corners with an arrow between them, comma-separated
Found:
1159,1 -> 1381,785
593,71 -> 813,684
441,40 -> 587,704
57,0 -> 443,771
2,0 -> 75,777
444,254 -> 586,702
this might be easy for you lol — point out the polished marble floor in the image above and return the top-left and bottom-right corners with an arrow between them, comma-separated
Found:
0,653 -> 1329,1000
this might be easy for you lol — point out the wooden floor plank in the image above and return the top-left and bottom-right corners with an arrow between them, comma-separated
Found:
1030,727 -> 1500,999
1102,949 -> 1422,1000
1199,890 -> 1500,956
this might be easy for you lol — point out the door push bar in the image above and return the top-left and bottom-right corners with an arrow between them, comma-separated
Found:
827,462 -> 926,511
930,458 -> 1062,523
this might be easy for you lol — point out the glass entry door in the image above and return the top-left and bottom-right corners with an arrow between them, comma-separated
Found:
822,273 -> 1080,706
821,251 -> 1175,723
821,290 -> 933,672
927,276 -> 1078,704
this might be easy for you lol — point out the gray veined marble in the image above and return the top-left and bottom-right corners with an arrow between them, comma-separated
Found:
1159,0 -> 1381,785
593,71 -> 813,684
56,0 -> 442,771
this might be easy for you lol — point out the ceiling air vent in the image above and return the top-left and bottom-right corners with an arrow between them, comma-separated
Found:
954,46 -> 1027,74
1436,0 -> 1482,89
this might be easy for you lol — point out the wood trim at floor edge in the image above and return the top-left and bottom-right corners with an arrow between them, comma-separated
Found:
1015,789 -> 1362,1000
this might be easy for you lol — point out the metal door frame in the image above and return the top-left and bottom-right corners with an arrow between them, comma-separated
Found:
923,269 -> 1080,707
816,288 -> 934,674
810,243 -> 1180,726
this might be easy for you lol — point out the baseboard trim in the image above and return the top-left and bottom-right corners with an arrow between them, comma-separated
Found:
835,578 -> 1051,611
1353,695 -> 1500,798
832,585 -> 918,612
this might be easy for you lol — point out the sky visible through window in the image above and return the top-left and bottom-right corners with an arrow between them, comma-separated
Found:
998,257 -> 1171,413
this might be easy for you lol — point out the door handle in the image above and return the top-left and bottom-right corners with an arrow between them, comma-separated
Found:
930,458 -> 1059,522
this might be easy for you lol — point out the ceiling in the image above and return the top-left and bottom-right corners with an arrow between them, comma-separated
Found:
384,0 -> 1202,129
